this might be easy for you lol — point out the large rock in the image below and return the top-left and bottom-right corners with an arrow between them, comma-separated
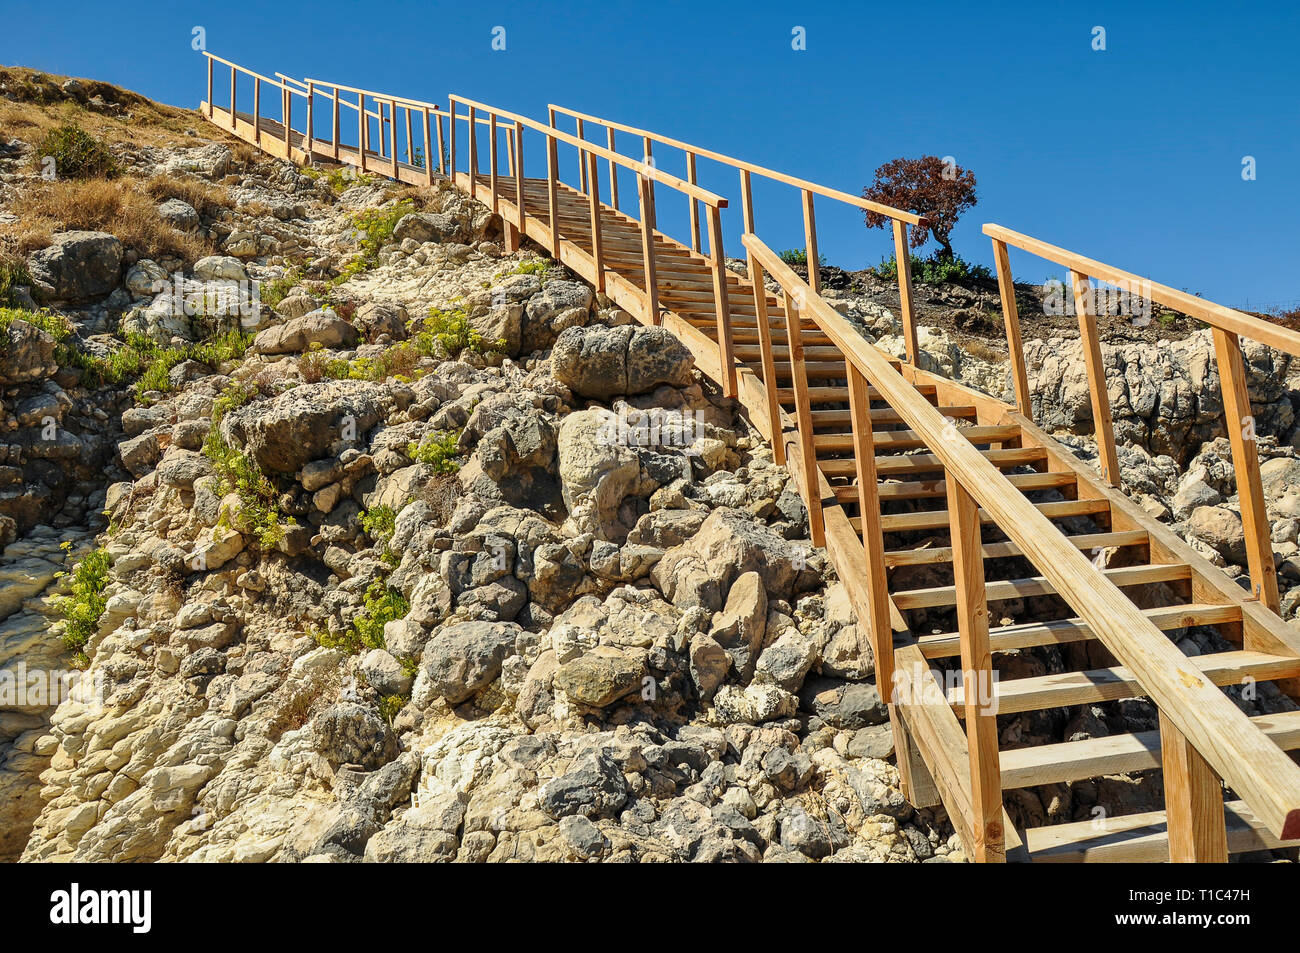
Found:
538,752 -> 628,819
522,280 -> 593,352
26,231 -> 123,303
415,621 -> 519,705
551,325 -> 694,400
554,648 -> 645,708
251,308 -> 358,355
312,702 -> 399,770
1188,504 -> 1247,564
0,319 -> 59,386
392,212 -> 465,245
220,380 -> 385,474
556,408 -> 644,540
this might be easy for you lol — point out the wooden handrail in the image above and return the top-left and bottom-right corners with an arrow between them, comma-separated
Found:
548,102 -> 927,226
744,230 -> 1300,845
985,223 -> 1300,356
202,53 -> 304,97
451,95 -> 727,209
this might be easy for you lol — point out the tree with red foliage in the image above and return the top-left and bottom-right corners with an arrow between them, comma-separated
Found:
862,156 -> 977,261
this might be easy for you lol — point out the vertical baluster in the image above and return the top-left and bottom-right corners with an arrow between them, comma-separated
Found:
606,127 -> 619,212
207,57 -> 214,119
642,136 -> 656,210
229,67 -> 237,131
637,173 -> 660,326
282,84 -> 291,151
1160,711 -> 1228,861
253,77 -> 261,145
1212,328 -> 1281,611
587,151 -> 605,292
405,105 -> 414,168
1070,270 -> 1120,487
892,220 -> 918,364
506,124 -> 515,177
747,256 -> 784,465
422,107 -> 433,186
468,106 -> 478,199
332,85 -> 340,161
687,152 -> 701,253
359,93 -> 367,172
781,288 -> 824,547
436,106 -> 446,174
546,131 -> 560,258
801,189 -> 820,296
389,99 -> 399,178
489,113 -> 499,213
992,239 -> 1031,417
707,205 -> 737,399
576,117 -> 587,193
505,122 -> 524,253
945,477 -> 1004,863
740,169 -> 754,234
305,82 -> 315,160
846,364 -> 894,701
448,99 -> 457,182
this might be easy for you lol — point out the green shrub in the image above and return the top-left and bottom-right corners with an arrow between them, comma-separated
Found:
203,382 -> 285,548
51,544 -> 111,666
0,259 -> 32,307
258,267 -> 304,310
778,248 -> 826,267
871,252 -> 991,285
36,124 -> 118,179
361,504 -> 399,566
313,580 -> 409,655
407,430 -> 461,474
416,305 -> 505,357
378,694 -> 405,724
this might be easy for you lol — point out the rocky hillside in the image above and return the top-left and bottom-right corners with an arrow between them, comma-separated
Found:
1,69 -> 1298,864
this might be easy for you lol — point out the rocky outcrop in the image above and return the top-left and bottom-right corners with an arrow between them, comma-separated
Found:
26,231 -> 124,304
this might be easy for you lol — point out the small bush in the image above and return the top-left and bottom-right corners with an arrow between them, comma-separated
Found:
407,430 -> 461,474
0,257 -> 32,306
203,382 -> 285,548
313,581 -> 409,655
777,248 -> 826,267
35,123 -> 117,179
361,504 -> 399,566
871,252 -> 991,285
51,544 -> 111,666
416,305 -> 504,357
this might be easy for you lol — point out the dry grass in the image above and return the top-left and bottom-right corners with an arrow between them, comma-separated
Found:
144,173 -> 232,218
10,178 -> 212,262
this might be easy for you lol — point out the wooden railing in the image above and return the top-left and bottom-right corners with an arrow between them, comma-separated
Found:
745,230 -> 1300,860
547,103 -> 930,364
444,94 -> 741,395
985,224 -> 1300,614
204,53 -> 308,155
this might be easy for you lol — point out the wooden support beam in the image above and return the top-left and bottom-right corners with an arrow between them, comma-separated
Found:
637,173 -> 660,325
1160,711 -> 1229,862
1071,270 -> 1121,487
687,151 -> 701,253
708,206 -> 737,398
783,288 -> 825,547
586,151 -> 604,292
848,364 -> 894,700
802,189 -> 820,296
747,256 -> 785,466
467,105 -> 477,198
993,239 -> 1032,417
893,220 -> 918,365
606,126 -> 619,211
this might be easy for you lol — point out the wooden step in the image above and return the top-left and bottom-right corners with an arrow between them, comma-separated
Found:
816,424 -> 1023,455
859,471 -> 1076,503
915,600 -> 1238,659
876,498 -> 1110,534
894,562 -> 1190,610
1025,799 -> 1300,863
1001,709 -> 1300,790
812,406 -> 977,427
825,446 -> 1047,479
778,384 -> 937,405
884,528 -> 1148,567
947,649 -> 1300,716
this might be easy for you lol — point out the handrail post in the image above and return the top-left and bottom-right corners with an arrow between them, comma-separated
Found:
405,105 -> 414,168
206,56 -> 214,119
576,116 -> 587,193
642,136 -> 656,211
708,206 -> 737,398
1212,327 -> 1281,612
546,130 -> 560,258
504,122 -> 524,253
687,151 -> 701,253
489,112 -> 500,213
637,173 -> 660,325
306,81 -> 315,159
606,127 -> 619,211
846,363 -> 894,701
448,98 -> 456,181
435,107 -> 446,175
892,220 -> 919,364
468,105 -> 478,199
282,83 -> 291,151
1160,710 -> 1229,861
801,189 -> 820,296
945,475 -> 1004,863
740,169 -> 754,235
229,66 -> 237,131
358,93 -> 367,173
422,106 -> 433,185
253,77 -> 261,145
992,238 -> 1032,417
781,288 -> 825,547
1070,270 -> 1121,487
586,151 -> 605,292
747,255 -> 785,465
389,99 -> 399,179
332,85 -> 340,161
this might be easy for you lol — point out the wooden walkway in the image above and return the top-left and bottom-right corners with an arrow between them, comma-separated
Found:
201,54 -> 1300,863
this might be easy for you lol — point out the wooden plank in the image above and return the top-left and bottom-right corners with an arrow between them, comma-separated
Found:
947,477 -> 1004,862
606,126 -> 619,211
1212,327 -> 1281,611
783,288 -> 824,546
1002,710 -> 1300,790
815,423 -> 1022,453
1071,270 -> 1121,487
860,470 -> 1075,503
919,601 -> 1239,660
992,239 -> 1032,417
1160,711 -> 1229,861
802,189 -> 821,296
586,151 -> 604,292
886,528 -> 1148,569
893,220 -> 918,364
876,497 -> 1110,534
891,706 -> 941,808
747,256 -> 785,466
848,364 -> 894,700
948,650 -> 1300,716
686,151 -> 701,253
637,173 -> 660,326
708,205 -> 738,398
895,562 -> 1189,611
820,445 -> 1047,479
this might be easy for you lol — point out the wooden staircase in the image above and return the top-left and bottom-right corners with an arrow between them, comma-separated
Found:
200,54 -> 1300,863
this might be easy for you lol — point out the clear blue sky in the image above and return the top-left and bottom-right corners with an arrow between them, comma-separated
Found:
4,0 -> 1297,310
